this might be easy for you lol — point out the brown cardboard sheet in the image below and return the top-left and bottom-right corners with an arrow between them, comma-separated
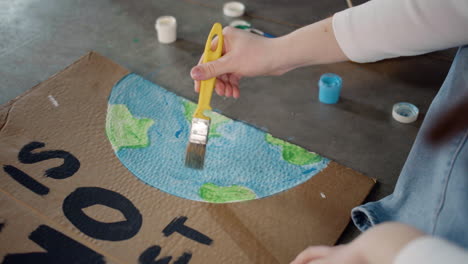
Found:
0,52 -> 375,263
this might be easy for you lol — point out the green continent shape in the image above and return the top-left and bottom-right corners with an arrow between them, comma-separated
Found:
265,134 -> 322,165
106,104 -> 154,151
182,100 -> 197,121
199,183 -> 256,203
182,100 -> 230,138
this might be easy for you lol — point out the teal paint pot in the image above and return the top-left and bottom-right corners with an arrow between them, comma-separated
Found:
318,73 -> 342,104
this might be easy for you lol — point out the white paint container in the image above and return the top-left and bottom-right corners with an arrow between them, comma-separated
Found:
155,16 -> 177,44
223,2 -> 245,17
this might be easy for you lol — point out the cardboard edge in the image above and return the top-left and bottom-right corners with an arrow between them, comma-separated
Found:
330,166 -> 377,245
0,51 -> 130,263
204,161 -> 377,262
0,105 -> 11,132
0,51 -> 127,132
0,51 -> 379,261
278,160 -> 377,245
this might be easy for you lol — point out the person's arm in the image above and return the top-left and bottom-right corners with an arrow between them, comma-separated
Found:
333,0 -> 468,62
190,17 -> 346,98
291,222 -> 468,264
191,0 -> 468,97
290,222 -> 424,264
190,17 -> 345,98
394,236 -> 468,264
272,17 -> 348,72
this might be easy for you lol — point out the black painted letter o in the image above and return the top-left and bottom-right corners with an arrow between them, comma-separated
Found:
63,187 -> 142,241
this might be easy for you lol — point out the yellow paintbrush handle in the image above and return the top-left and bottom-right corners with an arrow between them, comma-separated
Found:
193,23 -> 224,120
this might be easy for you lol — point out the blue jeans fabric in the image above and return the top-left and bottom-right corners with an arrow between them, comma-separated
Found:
351,46 -> 468,248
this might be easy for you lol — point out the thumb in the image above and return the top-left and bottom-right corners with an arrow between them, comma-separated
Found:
190,56 -> 232,81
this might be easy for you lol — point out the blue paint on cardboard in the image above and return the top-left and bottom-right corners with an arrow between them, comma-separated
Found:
106,74 -> 329,203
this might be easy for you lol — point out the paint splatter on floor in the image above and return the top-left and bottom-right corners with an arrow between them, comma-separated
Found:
106,74 -> 329,203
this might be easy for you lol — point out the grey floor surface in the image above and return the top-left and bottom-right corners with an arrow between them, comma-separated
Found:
0,0 -> 455,245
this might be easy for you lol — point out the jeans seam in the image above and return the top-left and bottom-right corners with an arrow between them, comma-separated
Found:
431,129 -> 468,234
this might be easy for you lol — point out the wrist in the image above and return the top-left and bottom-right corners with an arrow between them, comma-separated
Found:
266,35 -> 298,75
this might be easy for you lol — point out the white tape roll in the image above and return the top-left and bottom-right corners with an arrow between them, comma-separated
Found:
155,16 -> 177,44
223,2 -> 245,17
392,102 -> 419,123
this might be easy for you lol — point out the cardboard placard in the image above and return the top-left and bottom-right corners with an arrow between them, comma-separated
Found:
0,52 -> 375,263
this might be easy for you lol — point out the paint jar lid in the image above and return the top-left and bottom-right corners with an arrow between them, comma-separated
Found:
155,16 -> 177,29
392,102 -> 419,123
229,20 -> 250,28
223,2 -> 245,17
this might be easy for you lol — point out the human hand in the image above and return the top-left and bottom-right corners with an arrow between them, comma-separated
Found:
290,244 -> 365,264
190,26 -> 287,98
290,222 -> 424,264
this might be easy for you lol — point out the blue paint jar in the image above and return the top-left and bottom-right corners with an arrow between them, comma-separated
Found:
318,73 -> 342,104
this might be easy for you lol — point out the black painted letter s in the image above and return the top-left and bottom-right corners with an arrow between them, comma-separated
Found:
18,141 -> 80,179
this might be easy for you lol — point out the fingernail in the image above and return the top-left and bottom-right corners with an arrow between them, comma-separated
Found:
191,67 -> 204,80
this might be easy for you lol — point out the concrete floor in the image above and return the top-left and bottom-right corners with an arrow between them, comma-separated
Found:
0,0 -> 454,243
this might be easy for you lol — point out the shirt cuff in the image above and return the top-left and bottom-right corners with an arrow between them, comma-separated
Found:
332,2 -> 386,63
332,9 -> 362,63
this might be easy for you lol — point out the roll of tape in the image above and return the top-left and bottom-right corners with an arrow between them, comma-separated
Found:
392,102 -> 419,123
223,2 -> 245,17
155,16 -> 177,44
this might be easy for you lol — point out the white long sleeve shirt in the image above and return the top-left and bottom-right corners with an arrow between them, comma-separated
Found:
333,0 -> 468,62
333,1 -> 468,262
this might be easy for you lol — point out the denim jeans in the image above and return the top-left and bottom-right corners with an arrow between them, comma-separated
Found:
351,46 -> 468,248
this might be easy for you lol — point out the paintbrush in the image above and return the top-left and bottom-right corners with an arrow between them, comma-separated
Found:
230,20 -> 276,38
185,23 -> 224,169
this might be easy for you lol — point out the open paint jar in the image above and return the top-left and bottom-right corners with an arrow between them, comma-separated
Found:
318,73 -> 342,104
155,16 -> 177,44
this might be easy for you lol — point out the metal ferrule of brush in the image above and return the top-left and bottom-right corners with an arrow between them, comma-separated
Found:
189,118 -> 210,145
